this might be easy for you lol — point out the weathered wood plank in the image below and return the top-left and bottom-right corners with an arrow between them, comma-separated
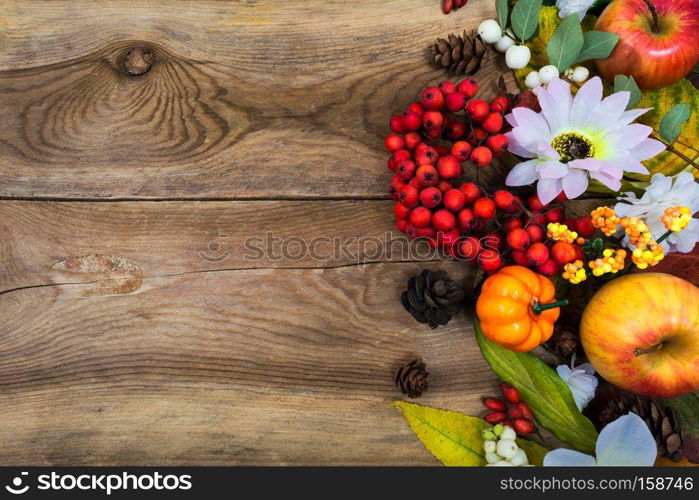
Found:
0,0 -> 514,199
0,261 -> 497,465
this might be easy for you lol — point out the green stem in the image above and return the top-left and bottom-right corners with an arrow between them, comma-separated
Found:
531,300 -> 569,315
656,229 -> 672,244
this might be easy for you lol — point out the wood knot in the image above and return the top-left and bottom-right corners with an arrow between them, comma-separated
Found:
124,46 -> 154,76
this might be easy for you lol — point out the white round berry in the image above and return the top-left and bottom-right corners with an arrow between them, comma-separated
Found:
510,448 -> 529,466
531,86 -> 541,96
524,71 -> 542,89
538,64 -> 560,85
501,426 -> 517,441
505,45 -> 531,70
495,32 -> 516,53
478,19 -> 503,44
488,460 -> 514,466
572,66 -> 590,83
485,451 -> 500,464
496,439 -> 518,459
483,440 -> 497,453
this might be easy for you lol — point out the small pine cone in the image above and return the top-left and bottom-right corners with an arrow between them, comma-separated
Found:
400,269 -> 465,329
396,359 -> 429,398
428,30 -> 490,75
631,396 -> 684,461
549,326 -> 579,358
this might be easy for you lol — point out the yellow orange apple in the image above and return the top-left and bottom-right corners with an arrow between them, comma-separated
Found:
580,273 -> 699,398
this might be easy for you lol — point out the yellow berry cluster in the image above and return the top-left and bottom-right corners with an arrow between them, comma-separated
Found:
661,206 -> 692,233
546,223 -> 578,243
588,248 -> 627,277
619,217 -> 653,247
631,243 -> 664,269
562,260 -> 587,284
590,207 -> 620,237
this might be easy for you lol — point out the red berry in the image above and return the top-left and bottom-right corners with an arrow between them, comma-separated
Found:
502,383 -> 519,403
527,194 -> 547,212
536,258 -> 560,276
408,177 -> 421,189
513,419 -> 536,435
389,180 -> 405,200
389,114 -> 404,133
460,182 -> 481,204
573,244 -> 585,261
405,224 -> 418,239
437,180 -> 453,193
483,232 -> 504,250
422,111 -> 444,130
438,229 -> 461,248
473,197 -> 496,219
408,102 -> 424,116
445,91 -> 467,112
396,160 -> 417,180
416,226 -> 437,238
419,186 -> 442,208
507,227 -> 531,251
400,111 -> 422,131
546,206 -> 564,223
415,144 -> 438,165
504,195 -> 522,213
394,202 -> 411,219
502,216 -> 523,232
525,224 -> 544,243
533,212 -> 547,226
467,128 -> 487,146
478,249 -> 503,273
466,99 -> 490,122
517,401 -> 534,420
416,165 -> 438,187
451,141 -> 472,161
470,146 -> 492,168
396,219 -> 408,233
384,133 -> 404,152
485,134 -> 509,156
409,206 -> 432,228
508,404 -> 524,419
481,112 -> 504,134
483,411 -> 506,424
457,208 -> 477,230
437,155 -> 462,180
436,145 -> 451,157
511,249 -> 529,266
456,78 -> 479,99
399,184 -> 419,207
432,209 -> 456,231
554,191 -> 568,203
483,397 -> 507,412
420,86 -> 445,111
403,131 -> 422,150
439,80 -> 456,95
393,149 -> 411,162
444,118 -> 466,139
387,156 -> 396,172
551,242 -> 576,265
442,188 -> 466,212
493,190 -> 515,210
490,96 -> 510,114
526,242 -> 549,266
459,236 -> 481,260
575,216 -> 595,237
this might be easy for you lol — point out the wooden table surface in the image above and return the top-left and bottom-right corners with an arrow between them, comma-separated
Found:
0,0 -> 512,465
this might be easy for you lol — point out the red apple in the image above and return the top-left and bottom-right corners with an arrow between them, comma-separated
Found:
595,0 -> 699,89
580,273 -> 699,398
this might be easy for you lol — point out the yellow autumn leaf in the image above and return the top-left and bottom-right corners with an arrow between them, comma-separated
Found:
392,400 -> 548,466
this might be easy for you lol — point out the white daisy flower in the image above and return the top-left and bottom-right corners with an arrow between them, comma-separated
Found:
505,77 -> 665,204
615,172 -> 699,253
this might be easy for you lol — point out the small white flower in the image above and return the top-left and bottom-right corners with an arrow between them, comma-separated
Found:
556,359 -> 598,411
556,0 -> 597,20
615,173 -> 699,253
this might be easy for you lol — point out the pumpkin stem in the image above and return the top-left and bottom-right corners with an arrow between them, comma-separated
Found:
531,300 -> 569,315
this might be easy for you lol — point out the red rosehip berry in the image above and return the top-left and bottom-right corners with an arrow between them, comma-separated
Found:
437,155 -> 462,180
483,411 -> 506,424
408,102 -> 424,116
511,249 -> 529,266
527,194 -> 547,212
502,383 -> 519,403
546,206 -> 564,223
444,118 -> 466,139
419,186 -> 442,208
409,206 -> 432,228
490,96 -> 511,114
473,197 -> 496,219
439,80 -> 456,95
432,209 -> 456,231
415,164 -> 438,187
420,86 -> 445,111
551,241 -> 576,265
507,227 -> 531,250
399,184 -> 419,207
451,140 -> 472,161
478,249 -> 503,273
445,91 -> 467,112
481,112 -> 504,134
443,188 -> 467,212
483,232 -> 504,250
415,144 -> 438,165
457,208 -> 477,230
396,219 -> 409,233
459,236 -> 481,260
456,78 -> 479,99
400,111 -> 422,131
438,229 -> 461,248
384,133 -> 405,152
483,397 -> 507,412
460,182 -> 481,204
517,401 -> 534,420
536,258 -> 561,276
493,190 -> 515,210
437,180 -> 453,193
396,160 -> 417,181
422,110 -> 444,131
508,403 -> 524,419
485,134 -> 509,156
403,131 -> 422,150
513,419 -> 536,435
467,128 -> 487,146
502,216 -> 523,232
394,202 -> 411,219
526,242 -> 549,266
389,114 -> 404,133
466,99 -> 490,122
525,224 -> 545,243
575,216 -> 595,238
470,146 -> 492,168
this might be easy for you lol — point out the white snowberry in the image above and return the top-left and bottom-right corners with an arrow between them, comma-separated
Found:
538,64 -> 560,85
510,448 -> 529,466
485,451 -> 501,464
572,66 -> 590,83
525,71 -> 542,89
478,19 -> 503,44
496,439 -> 518,459
495,29 -> 516,53
484,440 -> 497,454
505,45 -> 531,70
501,426 -> 517,441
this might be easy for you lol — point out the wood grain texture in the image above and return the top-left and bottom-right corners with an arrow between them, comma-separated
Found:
0,0 -> 514,199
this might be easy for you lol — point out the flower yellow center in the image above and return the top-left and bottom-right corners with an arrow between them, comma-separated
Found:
551,132 -> 595,163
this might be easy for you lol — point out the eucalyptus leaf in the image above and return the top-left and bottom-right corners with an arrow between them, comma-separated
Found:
659,393 -> 699,437
659,103 -> 691,144
511,0 -> 543,42
496,0 -> 509,32
546,13 -> 584,72
575,31 -> 619,63
613,75 -> 642,110
474,313 -> 598,452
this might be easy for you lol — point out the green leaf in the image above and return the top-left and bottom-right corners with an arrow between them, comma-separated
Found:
575,31 -> 619,63
546,12 -> 584,72
659,103 -> 691,144
474,313 -> 598,452
613,75 -> 642,109
511,0 -> 543,42
660,393 -> 699,437
392,401 -> 549,466
496,0 -> 509,32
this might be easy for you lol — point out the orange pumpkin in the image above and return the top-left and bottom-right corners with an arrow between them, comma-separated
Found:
476,266 -> 564,352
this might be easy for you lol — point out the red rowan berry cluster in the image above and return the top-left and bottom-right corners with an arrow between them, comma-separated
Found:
483,383 -> 536,435
441,0 -> 468,14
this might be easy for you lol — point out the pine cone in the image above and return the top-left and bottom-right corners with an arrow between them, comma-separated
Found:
632,396 -> 684,462
428,30 -> 491,75
396,359 -> 429,398
549,325 -> 579,358
400,269 -> 465,328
